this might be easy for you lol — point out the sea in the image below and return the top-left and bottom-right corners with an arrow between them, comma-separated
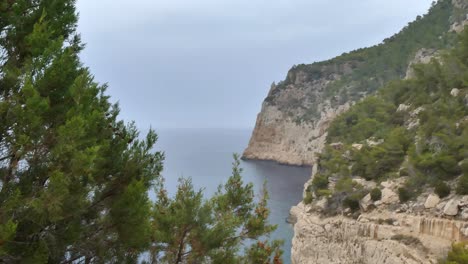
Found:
152,128 -> 311,263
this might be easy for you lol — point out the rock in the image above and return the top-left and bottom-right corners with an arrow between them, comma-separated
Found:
366,138 -> 384,146
330,142 -> 344,150
451,88 -> 460,97
288,205 -> 303,224
359,217 -> 370,223
413,203 -> 425,214
459,196 -> 468,207
443,199 -> 459,216
397,204 -> 409,213
360,194 -> 373,212
461,208 -> 468,220
315,198 -> 327,211
463,227 -> 468,237
353,178 -> 376,189
436,201 -> 447,211
381,181 -> 393,189
381,188 -> 399,204
410,106 -> 425,118
352,143 -> 363,150
397,104 -> 410,112
242,100 -> 351,166
286,214 -> 298,224
424,194 -> 440,209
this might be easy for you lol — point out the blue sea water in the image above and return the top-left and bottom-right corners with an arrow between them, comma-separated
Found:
152,128 -> 311,263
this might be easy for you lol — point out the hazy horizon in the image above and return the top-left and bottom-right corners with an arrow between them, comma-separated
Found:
76,0 -> 434,129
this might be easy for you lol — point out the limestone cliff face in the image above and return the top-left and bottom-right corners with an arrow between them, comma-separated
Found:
244,1 -> 468,263
290,202 -> 468,264
242,60 -> 356,165
243,0 -> 468,167
243,93 -> 350,166
290,174 -> 468,263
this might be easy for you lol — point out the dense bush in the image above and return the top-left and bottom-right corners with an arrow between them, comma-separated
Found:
440,243 -> 468,264
457,174 -> 468,195
370,188 -> 382,201
311,173 -> 329,193
343,193 -> 363,212
457,161 -> 468,195
398,187 -> 413,203
304,190 -> 314,204
434,181 -> 451,198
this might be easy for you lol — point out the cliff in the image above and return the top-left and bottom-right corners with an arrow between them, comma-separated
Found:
244,0 -> 468,263
291,180 -> 468,264
243,0 -> 462,166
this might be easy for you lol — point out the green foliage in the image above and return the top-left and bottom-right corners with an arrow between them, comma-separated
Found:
311,173 -> 329,196
434,181 -> 451,198
398,187 -> 413,203
268,0 -> 458,120
343,194 -> 361,212
457,161 -> 468,195
311,173 -> 329,190
350,127 -> 410,181
440,243 -> 468,264
313,26 -> 468,215
150,155 -> 283,263
0,2 -> 282,263
457,174 -> 468,195
328,97 -> 397,143
304,189 -> 314,205
370,188 -> 382,201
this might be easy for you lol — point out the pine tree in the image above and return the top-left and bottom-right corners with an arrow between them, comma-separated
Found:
150,155 -> 283,264
0,1 -> 163,262
1,1 -> 282,263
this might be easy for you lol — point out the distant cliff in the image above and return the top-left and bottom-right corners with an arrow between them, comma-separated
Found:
243,0 -> 463,166
244,0 -> 468,263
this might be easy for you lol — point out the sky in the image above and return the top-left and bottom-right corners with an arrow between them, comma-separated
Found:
76,0 -> 434,129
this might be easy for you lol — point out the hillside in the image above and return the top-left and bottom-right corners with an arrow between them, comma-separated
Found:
244,0 -> 468,263
292,26 -> 468,264
243,0 -> 468,166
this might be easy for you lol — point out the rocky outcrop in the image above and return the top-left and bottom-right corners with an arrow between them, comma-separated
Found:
405,48 -> 438,79
243,80 -> 351,165
242,104 -> 351,165
290,202 -> 468,264
425,194 -> 441,209
244,1 -> 468,263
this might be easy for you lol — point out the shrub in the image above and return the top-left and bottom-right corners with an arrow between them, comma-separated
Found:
398,187 -> 412,202
304,191 -> 314,204
335,177 -> 354,193
399,167 -> 409,177
316,189 -> 333,197
456,174 -> 468,195
370,188 -> 382,201
343,191 -> 366,212
434,181 -> 451,198
311,173 -> 329,191
440,243 -> 468,264
343,196 -> 360,212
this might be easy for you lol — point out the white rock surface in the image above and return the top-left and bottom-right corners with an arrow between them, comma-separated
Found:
443,199 -> 459,216
451,88 -> 460,97
381,188 -> 399,204
424,194 -> 440,209
360,194 -> 373,212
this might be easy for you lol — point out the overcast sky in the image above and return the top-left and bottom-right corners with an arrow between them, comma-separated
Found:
76,0 -> 433,129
